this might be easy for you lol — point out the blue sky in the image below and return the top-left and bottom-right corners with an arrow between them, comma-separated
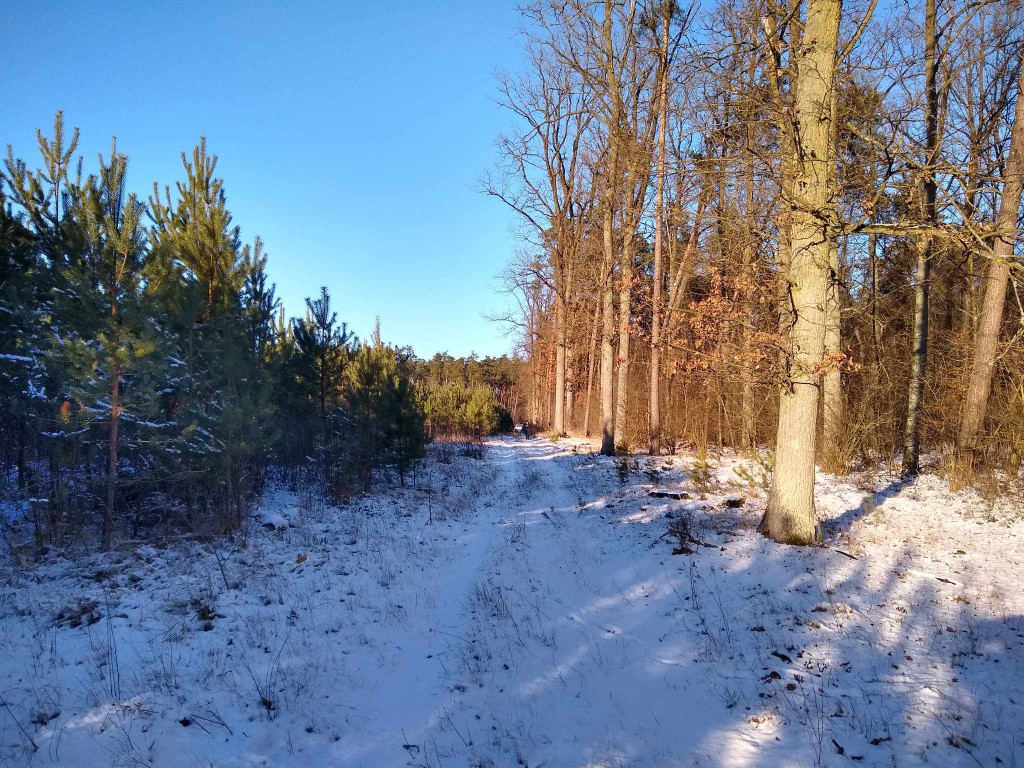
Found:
1,1 -> 527,358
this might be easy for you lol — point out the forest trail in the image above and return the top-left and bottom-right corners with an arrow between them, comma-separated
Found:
374,439 -> 1024,768
338,440 -> 529,766
341,437 -> 603,765
2,439 -> 1022,768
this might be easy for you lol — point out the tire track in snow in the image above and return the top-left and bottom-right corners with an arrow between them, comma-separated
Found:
337,440 -> 526,766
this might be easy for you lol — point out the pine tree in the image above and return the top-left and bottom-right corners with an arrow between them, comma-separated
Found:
388,352 -> 427,485
149,139 -> 245,319
65,141 -> 154,549
343,343 -> 395,492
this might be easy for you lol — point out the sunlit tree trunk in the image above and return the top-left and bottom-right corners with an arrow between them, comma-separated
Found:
583,299 -> 600,437
554,280 -> 567,435
599,0 -> 620,456
565,346 -> 575,431
649,1 -> 670,456
740,37 -> 758,451
763,0 -> 799,383
764,0 -> 843,545
959,56 -> 1024,454
614,236 -> 632,449
902,0 -> 938,476
600,195 -> 617,455
822,237 -> 844,467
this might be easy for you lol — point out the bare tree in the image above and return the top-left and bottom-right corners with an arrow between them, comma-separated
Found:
762,0 -> 846,544
959,48 -> 1024,456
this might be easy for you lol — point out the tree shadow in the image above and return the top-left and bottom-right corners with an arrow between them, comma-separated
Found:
823,474 -> 913,535
423,443 -> 1023,767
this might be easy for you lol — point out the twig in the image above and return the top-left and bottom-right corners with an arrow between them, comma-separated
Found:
212,542 -> 234,591
828,547 -> 860,560
440,706 -> 468,747
0,697 -> 39,753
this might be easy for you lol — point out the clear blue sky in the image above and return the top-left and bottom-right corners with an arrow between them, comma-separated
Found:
1,0 -> 526,359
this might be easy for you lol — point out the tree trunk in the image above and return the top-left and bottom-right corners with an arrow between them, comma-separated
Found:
614,237 -> 632,450
959,57 -> 1024,454
16,421 -> 27,492
822,237 -> 844,467
740,45 -> 758,451
104,357 -> 119,552
565,348 -> 575,431
530,293 -> 541,424
870,231 -> 881,364
902,0 -> 938,477
763,0 -> 843,545
600,212 -> 617,455
666,371 -> 676,453
763,0 -> 799,379
554,285 -> 567,435
902,236 -> 931,475
583,299 -> 600,437
600,0 -> 620,457
649,2 -> 670,457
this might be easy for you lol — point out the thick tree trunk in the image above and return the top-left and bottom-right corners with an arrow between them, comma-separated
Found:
763,0 -> 843,545
959,58 -> 1024,454
225,445 -> 237,528
902,0 -> 938,477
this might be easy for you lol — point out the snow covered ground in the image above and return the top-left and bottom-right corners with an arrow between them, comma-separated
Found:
1,438 -> 1022,767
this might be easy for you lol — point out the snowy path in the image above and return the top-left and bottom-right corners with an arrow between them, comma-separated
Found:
337,441 -> 527,766
374,440 -> 1024,767
1,438 -> 1022,767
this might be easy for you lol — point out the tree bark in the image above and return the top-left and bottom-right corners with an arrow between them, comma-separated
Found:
554,283 -> 567,435
958,56 -> 1024,454
599,0 -> 619,457
649,2 -> 670,457
600,197 -> 617,455
902,0 -> 938,477
740,39 -> 758,451
763,0 -> 843,545
104,357 -> 119,551
614,236 -> 632,449
822,237 -> 844,466
583,299 -> 600,437
565,346 -> 575,431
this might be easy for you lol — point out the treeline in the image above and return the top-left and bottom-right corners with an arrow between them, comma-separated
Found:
413,352 -> 524,424
0,117 -> 490,553
490,0 -> 1024,543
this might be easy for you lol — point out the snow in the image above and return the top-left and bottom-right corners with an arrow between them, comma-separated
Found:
0,439 -> 1022,767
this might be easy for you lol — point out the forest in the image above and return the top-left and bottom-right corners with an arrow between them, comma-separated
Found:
0,125 -> 524,550
1,0 -> 1023,766
485,0 -> 1024,545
